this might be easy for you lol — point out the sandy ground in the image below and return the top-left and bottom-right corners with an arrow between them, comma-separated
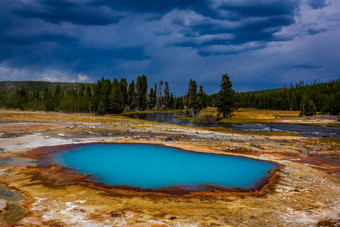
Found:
0,110 -> 339,226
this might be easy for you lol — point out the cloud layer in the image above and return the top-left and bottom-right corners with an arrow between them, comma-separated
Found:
0,0 -> 339,93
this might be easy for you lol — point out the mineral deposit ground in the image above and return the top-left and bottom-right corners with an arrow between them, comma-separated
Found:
0,109 -> 339,226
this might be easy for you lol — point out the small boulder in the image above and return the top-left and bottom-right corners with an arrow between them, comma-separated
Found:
110,210 -> 126,218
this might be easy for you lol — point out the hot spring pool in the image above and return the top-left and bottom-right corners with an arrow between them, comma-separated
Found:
51,144 -> 277,190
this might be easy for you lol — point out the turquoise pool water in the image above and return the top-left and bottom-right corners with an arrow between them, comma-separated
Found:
52,144 -> 276,190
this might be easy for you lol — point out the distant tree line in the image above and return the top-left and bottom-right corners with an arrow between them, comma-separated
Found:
0,75 -> 214,115
1,75 -> 337,117
232,79 -> 340,116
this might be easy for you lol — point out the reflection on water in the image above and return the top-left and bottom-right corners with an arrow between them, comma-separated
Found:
127,112 -> 340,138
127,112 -> 198,126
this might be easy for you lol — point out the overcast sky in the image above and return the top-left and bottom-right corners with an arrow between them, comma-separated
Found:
0,0 -> 339,94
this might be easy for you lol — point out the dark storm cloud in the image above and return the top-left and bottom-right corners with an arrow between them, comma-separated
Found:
0,32 -> 147,70
172,1 -> 299,54
308,0 -> 329,9
293,64 -> 322,69
1,34 -> 78,45
218,0 -> 299,18
307,28 -> 328,35
0,0 -> 338,93
13,0 -> 122,25
91,0 -> 214,16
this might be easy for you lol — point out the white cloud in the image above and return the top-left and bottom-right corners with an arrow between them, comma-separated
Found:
41,73 -> 75,82
42,76 -> 59,82
77,73 -> 89,82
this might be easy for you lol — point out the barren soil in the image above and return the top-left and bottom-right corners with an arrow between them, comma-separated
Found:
0,109 -> 339,226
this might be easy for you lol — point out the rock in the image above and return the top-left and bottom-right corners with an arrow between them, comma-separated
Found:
0,199 -> 7,211
165,136 -> 174,142
110,210 -> 126,218
298,147 -> 305,153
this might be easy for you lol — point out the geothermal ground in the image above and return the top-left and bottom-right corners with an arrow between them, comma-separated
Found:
0,109 -> 339,226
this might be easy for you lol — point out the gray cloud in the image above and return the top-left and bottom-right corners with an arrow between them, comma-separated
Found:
0,0 -> 339,93
308,0 -> 329,9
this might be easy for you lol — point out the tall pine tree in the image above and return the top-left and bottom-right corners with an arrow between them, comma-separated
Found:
109,79 -> 124,114
217,74 -> 235,118
136,75 -> 148,110
128,80 -> 136,110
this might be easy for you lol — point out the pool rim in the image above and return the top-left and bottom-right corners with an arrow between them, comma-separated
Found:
18,142 -> 283,196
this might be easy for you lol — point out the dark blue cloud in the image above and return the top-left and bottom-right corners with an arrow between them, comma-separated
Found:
308,0 -> 329,9
293,64 -> 322,69
169,1 -> 299,55
13,0 -> 121,25
1,34 -> 77,45
91,0 -> 214,16
0,0 -> 338,93
307,28 -> 328,35
218,0 -> 299,18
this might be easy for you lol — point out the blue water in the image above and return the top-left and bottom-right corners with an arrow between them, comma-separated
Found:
52,144 -> 276,190
127,112 -> 340,138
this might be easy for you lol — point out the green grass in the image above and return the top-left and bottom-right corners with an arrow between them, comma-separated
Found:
326,123 -> 340,128
122,109 -> 181,116
175,107 -> 301,124
174,115 -> 194,121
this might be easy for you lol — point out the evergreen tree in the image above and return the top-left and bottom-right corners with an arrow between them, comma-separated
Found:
92,79 -> 102,112
334,91 -> 340,115
233,79 -> 340,115
79,85 -> 90,112
136,75 -> 148,110
154,83 -> 158,109
217,74 -> 235,118
109,79 -> 124,114
99,78 -> 112,113
3,77 -> 338,116
18,86 -> 29,110
158,81 -> 163,108
168,93 -> 174,109
175,97 -> 184,110
304,100 -> 317,116
32,89 -> 41,110
197,85 -> 206,112
43,87 -> 55,111
96,101 -> 106,115
85,86 -> 93,112
0,93 -> 3,107
120,78 -> 128,107
54,84 -> 62,110
186,79 -> 198,116
164,81 -> 170,109
148,88 -> 156,109
128,80 -> 136,110
61,88 -> 77,112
